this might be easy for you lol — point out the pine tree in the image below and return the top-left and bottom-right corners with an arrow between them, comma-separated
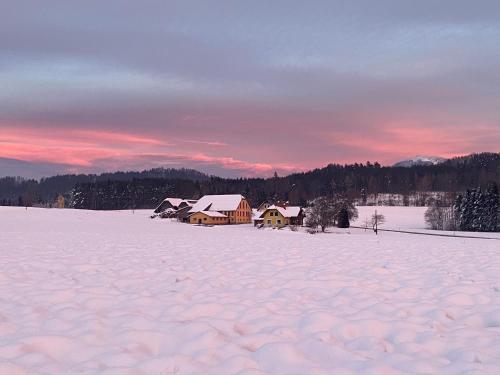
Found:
485,183 -> 499,232
337,208 -> 350,228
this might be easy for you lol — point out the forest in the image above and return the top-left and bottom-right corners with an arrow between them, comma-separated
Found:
1,153 -> 499,210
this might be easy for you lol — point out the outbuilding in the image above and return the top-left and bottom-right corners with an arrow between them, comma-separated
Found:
189,211 -> 229,225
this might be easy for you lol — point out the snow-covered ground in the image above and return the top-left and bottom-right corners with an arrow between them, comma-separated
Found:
1,207 -> 500,374
355,206 -> 428,230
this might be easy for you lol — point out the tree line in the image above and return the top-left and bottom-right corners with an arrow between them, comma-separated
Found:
425,182 -> 500,232
1,152 -> 499,210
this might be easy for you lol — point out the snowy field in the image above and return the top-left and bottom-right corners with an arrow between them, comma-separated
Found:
1,207 -> 500,374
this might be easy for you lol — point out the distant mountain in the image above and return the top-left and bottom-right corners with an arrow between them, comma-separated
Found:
0,157 -> 72,179
393,156 -> 447,167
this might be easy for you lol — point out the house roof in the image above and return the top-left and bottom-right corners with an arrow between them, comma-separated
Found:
162,198 -> 184,207
197,211 -> 228,218
257,202 -> 271,211
251,208 -> 262,220
259,205 -> 303,218
189,194 -> 245,213
283,206 -> 302,217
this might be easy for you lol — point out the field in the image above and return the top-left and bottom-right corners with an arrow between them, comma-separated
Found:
1,206 -> 500,374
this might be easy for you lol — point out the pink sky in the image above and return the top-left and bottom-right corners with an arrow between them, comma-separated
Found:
2,120 -> 498,177
1,1 -> 499,177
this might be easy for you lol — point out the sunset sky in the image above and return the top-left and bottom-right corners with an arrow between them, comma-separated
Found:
1,1 -> 500,177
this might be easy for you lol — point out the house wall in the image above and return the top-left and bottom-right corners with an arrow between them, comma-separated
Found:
262,209 -> 288,228
289,212 -> 304,226
234,198 -> 252,224
189,212 -> 229,225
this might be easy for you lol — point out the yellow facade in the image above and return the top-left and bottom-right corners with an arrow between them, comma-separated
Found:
216,199 -> 252,224
235,199 -> 252,224
189,212 -> 229,225
262,209 -> 289,228
188,197 -> 252,225
56,195 -> 65,209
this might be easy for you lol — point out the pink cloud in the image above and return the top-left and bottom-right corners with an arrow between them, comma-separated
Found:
0,125 -> 303,176
327,121 -> 500,164
181,139 -> 228,147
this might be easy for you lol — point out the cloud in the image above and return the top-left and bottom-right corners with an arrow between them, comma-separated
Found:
0,125 -> 301,177
0,0 -> 499,176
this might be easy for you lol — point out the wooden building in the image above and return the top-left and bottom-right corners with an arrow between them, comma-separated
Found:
188,194 -> 252,224
258,205 -> 305,228
189,211 -> 229,225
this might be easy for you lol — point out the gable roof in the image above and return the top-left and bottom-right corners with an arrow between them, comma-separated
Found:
257,202 -> 272,211
259,205 -> 303,218
163,198 -> 184,207
189,194 -> 245,213
283,206 -> 302,217
197,211 -> 228,218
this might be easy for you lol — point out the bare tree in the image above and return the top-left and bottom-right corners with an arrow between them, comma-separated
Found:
306,195 -> 358,232
306,197 -> 337,232
425,197 -> 456,231
332,194 -> 358,224
371,212 -> 385,234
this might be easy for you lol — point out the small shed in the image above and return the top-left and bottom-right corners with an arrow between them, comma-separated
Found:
189,211 -> 229,225
55,195 -> 65,209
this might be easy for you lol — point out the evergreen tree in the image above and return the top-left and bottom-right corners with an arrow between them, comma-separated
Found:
484,183 -> 499,231
337,208 -> 350,228
453,185 -> 500,232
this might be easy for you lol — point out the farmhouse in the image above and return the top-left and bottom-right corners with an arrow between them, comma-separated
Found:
188,194 -> 252,224
259,205 -> 305,228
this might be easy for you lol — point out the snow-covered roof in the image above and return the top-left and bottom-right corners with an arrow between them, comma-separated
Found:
197,211 -> 228,218
161,198 -> 184,207
252,209 -> 262,220
259,205 -> 302,218
189,194 -> 245,213
284,206 -> 302,217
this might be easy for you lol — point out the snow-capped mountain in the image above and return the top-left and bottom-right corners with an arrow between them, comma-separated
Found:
393,156 -> 447,167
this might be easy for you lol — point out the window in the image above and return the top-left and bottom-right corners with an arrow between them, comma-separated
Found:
267,220 -> 271,224
277,219 -> 281,225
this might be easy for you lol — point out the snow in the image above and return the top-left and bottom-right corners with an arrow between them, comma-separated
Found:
259,205 -> 302,218
354,206 -> 428,230
189,194 -> 244,213
198,211 -> 228,218
163,198 -> 184,207
354,206 -> 500,238
393,156 -> 446,167
1,206 -> 500,374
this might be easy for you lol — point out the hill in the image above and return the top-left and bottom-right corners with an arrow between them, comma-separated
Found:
1,153 -> 499,209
